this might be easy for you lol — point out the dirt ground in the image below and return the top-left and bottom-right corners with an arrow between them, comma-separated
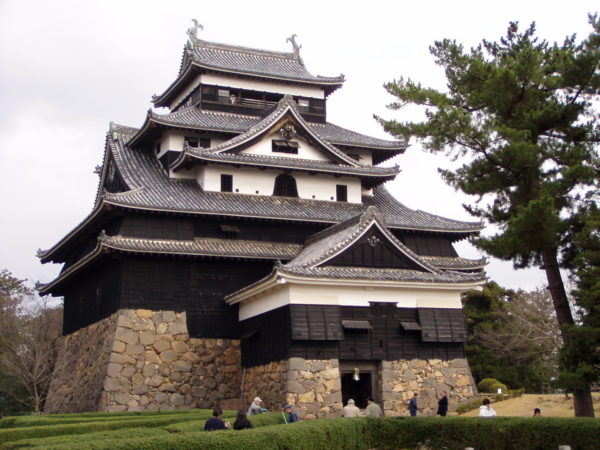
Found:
460,393 -> 600,417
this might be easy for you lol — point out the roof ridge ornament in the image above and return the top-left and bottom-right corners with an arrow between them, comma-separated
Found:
186,19 -> 203,49
286,34 -> 304,66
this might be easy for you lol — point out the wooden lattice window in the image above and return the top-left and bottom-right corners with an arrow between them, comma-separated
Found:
221,174 -> 233,193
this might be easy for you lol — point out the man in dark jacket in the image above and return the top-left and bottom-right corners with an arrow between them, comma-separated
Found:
437,391 -> 449,416
408,392 -> 419,416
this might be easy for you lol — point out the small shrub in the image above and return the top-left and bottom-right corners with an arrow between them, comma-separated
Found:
489,382 -> 508,394
477,378 -> 501,393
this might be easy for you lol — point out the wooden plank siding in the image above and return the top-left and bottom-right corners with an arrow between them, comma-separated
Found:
239,304 -> 467,368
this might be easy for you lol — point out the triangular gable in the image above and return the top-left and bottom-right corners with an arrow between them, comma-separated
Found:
326,227 -> 426,271
285,206 -> 437,274
172,96 -> 361,170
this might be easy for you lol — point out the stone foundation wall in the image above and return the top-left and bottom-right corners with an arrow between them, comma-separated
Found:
243,358 -> 342,419
45,313 -> 118,413
285,358 -> 343,419
46,308 -> 242,413
381,358 -> 476,416
242,360 -> 288,412
99,309 -> 242,412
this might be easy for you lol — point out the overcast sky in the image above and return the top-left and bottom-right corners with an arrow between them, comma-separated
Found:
0,0 -> 597,292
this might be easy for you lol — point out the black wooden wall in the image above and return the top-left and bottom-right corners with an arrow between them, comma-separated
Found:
120,256 -> 272,339
239,304 -> 467,368
61,259 -> 122,335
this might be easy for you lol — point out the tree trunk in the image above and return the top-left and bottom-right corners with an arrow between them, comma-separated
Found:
542,248 -> 595,417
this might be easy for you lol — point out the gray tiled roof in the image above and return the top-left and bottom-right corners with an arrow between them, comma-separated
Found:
277,265 -> 485,283
420,256 -> 487,270
104,127 -> 482,233
101,235 -> 302,260
188,40 -> 345,84
180,149 -> 399,177
138,105 -> 406,150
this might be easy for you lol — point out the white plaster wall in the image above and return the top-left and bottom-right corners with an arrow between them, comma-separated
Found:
238,283 -> 464,320
240,138 -> 331,161
201,73 -> 325,99
198,164 -> 362,203
238,287 -> 290,321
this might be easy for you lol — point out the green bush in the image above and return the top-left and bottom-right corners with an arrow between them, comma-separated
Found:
508,388 -> 525,397
477,377 -> 502,393
489,382 -> 508,394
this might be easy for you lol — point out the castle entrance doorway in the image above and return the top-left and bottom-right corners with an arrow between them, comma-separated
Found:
340,361 -> 378,409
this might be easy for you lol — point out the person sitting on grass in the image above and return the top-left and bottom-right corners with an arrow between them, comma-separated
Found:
204,407 -> 231,431
533,408 -> 542,417
283,404 -> 298,423
233,410 -> 253,430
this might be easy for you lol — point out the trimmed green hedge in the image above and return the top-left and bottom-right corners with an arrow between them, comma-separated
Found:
0,409 -> 201,429
6,417 -> 599,450
0,414 -> 212,446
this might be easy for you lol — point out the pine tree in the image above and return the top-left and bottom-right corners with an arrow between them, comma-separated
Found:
379,16 -> 599,416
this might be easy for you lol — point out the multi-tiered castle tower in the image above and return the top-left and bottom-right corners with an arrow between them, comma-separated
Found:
39,25 -> 485,416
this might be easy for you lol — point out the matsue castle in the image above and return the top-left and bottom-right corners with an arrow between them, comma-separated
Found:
39,23 -> 486,417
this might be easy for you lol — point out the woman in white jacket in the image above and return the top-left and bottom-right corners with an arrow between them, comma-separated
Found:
479,398 -> 497,417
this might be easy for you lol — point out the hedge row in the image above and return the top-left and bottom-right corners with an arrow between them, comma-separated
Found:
0,409 -> 202,429
0,413 -> 221,446
7,416 -> 600,450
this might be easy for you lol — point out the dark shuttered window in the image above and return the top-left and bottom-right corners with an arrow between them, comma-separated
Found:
221,174 -> 233,192
336,184 -> 348,202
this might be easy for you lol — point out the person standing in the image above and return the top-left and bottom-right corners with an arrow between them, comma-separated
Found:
408,392 -> 419,416
248,397 -> 266,416
437,391 -> 449,416
283,405 -> 298,423
479,398 -> 497,417
204,407 -> 231,431
365,397 -> 383,417
342,398 -> 361,417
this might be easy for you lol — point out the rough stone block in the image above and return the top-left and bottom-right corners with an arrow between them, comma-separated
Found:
410,359 -> 427,369
145,350 -> 159,364
121,366 -> 136,378
450,358 -> 469,368
173,360 -> 192,372
182,352 -> 200,363
112,340 -> 126,353
159,383 -> 176,392
116,314 -> 132,329
298,391 -> 315,403
139,332 -> 155,346
162,311 -> 176,322
142,363 -> 156,377
107,405 -> 127,413
113,393 -> 129,405
160,350 -> 178,363
136,309 -> 154,319
104,377 -> 126,393
126,344 -> 144,355
381,369 -> 396,382
147,375 -> 163,387
153,340 -> 170,353
170,321 -> 188,335
106,363 -> 122,378
311,361 -> 326,372
132,383 -> 149,395
288,358 -> 308,371
403,369 -> 416,381
171,340 -> 188,353
171,393 -> 184,406
115,329 -> 139,345
155,392 -> 169,403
